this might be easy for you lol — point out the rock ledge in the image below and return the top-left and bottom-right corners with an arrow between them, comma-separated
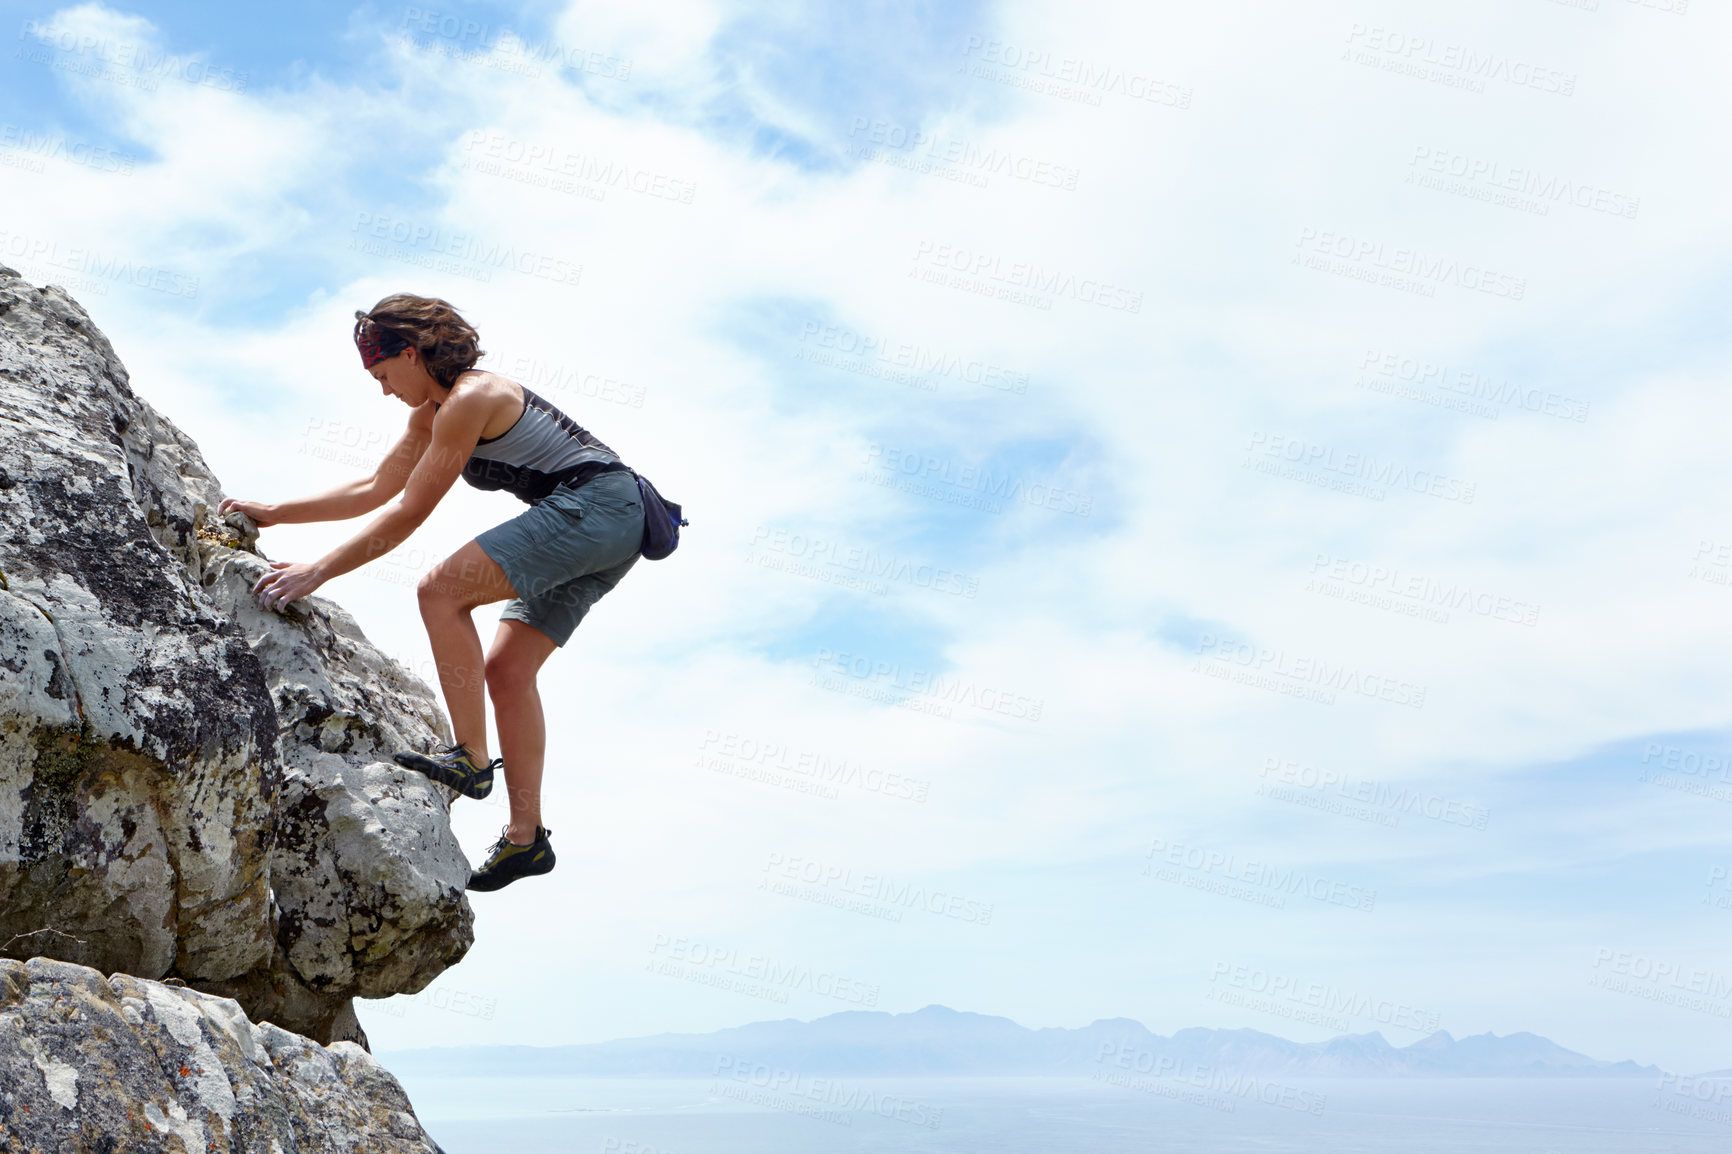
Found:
0,957 -> 443,1153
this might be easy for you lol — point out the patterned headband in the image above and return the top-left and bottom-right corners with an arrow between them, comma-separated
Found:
353,315 -> 410,369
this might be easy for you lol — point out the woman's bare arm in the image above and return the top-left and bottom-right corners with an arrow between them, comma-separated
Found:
220,406 -> 436,526
251,391 -> 491,609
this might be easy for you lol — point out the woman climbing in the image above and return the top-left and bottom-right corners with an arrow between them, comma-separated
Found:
220,293 -> 658,893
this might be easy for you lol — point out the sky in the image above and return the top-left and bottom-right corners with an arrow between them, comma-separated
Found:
4,0 -> 1732,1075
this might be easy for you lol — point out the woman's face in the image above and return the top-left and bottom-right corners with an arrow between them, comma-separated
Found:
370,347 -> 439,406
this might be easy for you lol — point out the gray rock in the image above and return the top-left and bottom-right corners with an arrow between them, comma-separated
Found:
0,266 -> 473,1043
197,549 -> 473,1031
0,957 -> 443,1152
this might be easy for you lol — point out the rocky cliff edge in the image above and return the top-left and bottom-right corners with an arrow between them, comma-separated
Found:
0,265 -> 475,1051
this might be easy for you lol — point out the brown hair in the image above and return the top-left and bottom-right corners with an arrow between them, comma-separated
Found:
355,293 -> 484,388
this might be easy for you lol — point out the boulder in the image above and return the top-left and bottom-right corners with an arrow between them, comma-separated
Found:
0,956 -> 443,1152
0,266 -> 474,1044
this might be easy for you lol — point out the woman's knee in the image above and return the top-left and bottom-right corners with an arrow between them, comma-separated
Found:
418,564 -> 478,615
485,649 -> 537,697
416,569 -> 450,617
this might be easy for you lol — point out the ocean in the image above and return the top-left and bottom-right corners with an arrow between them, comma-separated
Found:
389,1074 -> 1732,1153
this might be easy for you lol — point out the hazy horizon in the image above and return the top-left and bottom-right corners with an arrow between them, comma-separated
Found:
372,1001 -> 1662,1072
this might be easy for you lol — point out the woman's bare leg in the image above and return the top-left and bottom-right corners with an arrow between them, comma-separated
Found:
416,540 -> 519,763
484,620 -> 559,844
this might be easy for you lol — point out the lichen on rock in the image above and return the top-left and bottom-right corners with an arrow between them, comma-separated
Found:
0,265 -> 474,1048
0,957 -> 444,1152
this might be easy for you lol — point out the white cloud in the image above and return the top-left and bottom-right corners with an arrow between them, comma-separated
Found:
553,0 -> 725,87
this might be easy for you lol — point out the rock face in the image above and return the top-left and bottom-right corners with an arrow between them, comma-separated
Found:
0,957 -> 442,1152
0,266 -> 474,1045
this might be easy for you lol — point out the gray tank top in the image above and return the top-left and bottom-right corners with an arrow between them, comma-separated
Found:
459,386 -> 627,503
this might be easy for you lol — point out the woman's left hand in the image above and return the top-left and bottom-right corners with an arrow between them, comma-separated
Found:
253,560 -> 325,612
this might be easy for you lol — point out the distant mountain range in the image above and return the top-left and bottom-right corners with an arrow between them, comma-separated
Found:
380,1005 -> 1663,1079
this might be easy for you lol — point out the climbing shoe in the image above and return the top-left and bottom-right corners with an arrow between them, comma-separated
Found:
467,826 -> 555,892
393,743 -> 498,800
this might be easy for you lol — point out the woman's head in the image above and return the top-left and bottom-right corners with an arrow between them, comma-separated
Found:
353,293 -> 484,396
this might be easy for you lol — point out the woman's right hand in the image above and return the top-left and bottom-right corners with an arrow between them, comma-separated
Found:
219,497 -> 279,527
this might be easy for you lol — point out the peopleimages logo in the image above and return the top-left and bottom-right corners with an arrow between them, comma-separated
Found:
1407,147 -> 1639,219
1093,1042 -> 1327,1116
1244,431 -> 1476,505
697,729 -> 931,803
761,852 -> 994,926
18,19 -> 249,92
863,443 -> 1091,516
1259,757 -> 1490,830
848,116 -> 1081,190
399,7 -> 632,78
810,649 -> 1045,722
646,935 -> 880,1007
712,1056 -> 944,1130
1144,837 -> 1378,912
0,230 -> 198,299
1342,23 -> 1576,97
1640,742 -> 1732,784
1359,348 -> 1589,423
1652,1072 -> 1732,1130
1208,961 -> 1442,1035
0,124 -> 134,174
1308,554 -> 1539,628
910,239 -> 1143,313
1637,741 -> 1732,805
796,321 -> 1030,394
461,129 -> 695,204
1588,947 -> 1732,1020
1195,633 -> 1427,710
350,211 -> 583,286
1294,227 -> 1525,300
749,526 -> 978,598
958,36 -> 1193,110
483,352 -> 645,409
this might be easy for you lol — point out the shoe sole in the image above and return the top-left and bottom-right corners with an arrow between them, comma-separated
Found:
393,751 -> 494,800
467,846 -> 556,892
